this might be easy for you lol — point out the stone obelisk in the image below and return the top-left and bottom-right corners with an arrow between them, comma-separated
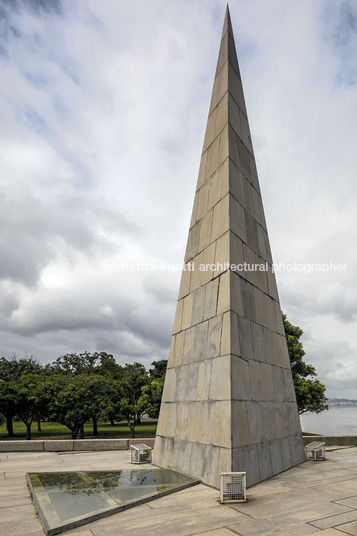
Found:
153,6 -> 305,488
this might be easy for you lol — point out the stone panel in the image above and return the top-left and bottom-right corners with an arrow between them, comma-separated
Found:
237,316 -> 254,359
231,401 -> 249,447
197,359 -> 212,400
196,150 -> 208,190
172,298 -> 183,335
213,401 -> 232,447
215,231 -> 230,277
176,403 -> 189,441
209,61 -> 228,114
166,403 -> 178,438
239,277 -> 256,321
0,440 -> 44,452
220,312 -> 231,355
208,170 -> 222,211
211,194 -> 229,242
206,136 -> 220,178
183,326 -> 195,364
230,195 -> 247,243
210,355 -> 231,400
178,267 -> 191,299
181,293 -> 193,330
191,286 -> 205,325
251,321 -> 265,362
215,92 -> 229,137
198,402 -> 216,445
231,355 -> 251,400
199,210 -> 213,251
173,331 -> 184,366
174,366 -> 188,402
202,108 -> 217,153
184,221 -> 200,262
246,401 -> 262,443
204,278 -> 219,321
239,109 -> 253,154
194,321 -> 209,361
161,367 -> 176,402
231,271 -> 244,316
217,270 -> 230,314
257,440 -> 273,481
73,440 -> 128,451
197,181 -> 210,221
190,252 -> 203,292
230,231 -> 245,269
44,440 -> 74,452
206,314 -> 223,358
228,61 -> 247,116
184,363 -> 199,401
201,242 -> 216,284
218,125 -> 229,167
230,311 -> 241,356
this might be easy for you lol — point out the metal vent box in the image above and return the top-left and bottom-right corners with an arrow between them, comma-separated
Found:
130,444 -> 152,464
305,441 -> 325,461
220,472 -> 246,503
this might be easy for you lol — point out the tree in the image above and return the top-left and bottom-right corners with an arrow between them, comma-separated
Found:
51,351 -> 118,376
148,359 -> 167,379
15,373 -> 52,440
283,313 -> 328,415
50,352 -> 123,434
140,359 -> 167,419
140,376 -> 165,419
50,374 -> 112,439
118,363 -> 148,438
0,357 -> 42,437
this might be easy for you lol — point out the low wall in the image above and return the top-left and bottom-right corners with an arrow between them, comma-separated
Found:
0,438 -> 155,453
303,435 -> 357,447
1,436 -> 354,452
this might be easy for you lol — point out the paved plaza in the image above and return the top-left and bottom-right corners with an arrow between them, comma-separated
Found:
2,446 -> 357,535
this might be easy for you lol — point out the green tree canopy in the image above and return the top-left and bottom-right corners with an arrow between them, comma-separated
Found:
118,363 -> 149,438
0,356 -> 42,437
15,373 -> 52,440
140,359 -> 167,419
283,313 -> 328,415
49,374 -> 113,439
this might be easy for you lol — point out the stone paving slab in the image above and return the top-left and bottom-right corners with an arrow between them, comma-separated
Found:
1,447 -> 357,535
337,520 -> 357,535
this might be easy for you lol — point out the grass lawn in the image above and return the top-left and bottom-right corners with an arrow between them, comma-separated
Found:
0,420 -> 157,440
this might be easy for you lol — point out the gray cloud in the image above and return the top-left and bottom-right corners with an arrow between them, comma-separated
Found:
323,0 -> 357,85
1,0 -> 357,397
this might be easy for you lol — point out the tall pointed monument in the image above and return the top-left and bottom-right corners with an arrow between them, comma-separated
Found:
153,6 -> 305,488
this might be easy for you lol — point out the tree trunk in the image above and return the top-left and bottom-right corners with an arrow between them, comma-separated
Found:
129,423 -> 135,438
72,428 -> 78,439
92,417 -> 98,436
6,415 -> 14,437
80,424 -> 84,439
110,417 -> 115,426
26,422 -> 31,440
37,418 -> 42,431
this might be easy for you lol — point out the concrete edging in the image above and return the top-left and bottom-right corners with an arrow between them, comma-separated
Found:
303,435 -> 357,447
0,438 -> 155,453
2,436 -> 354,452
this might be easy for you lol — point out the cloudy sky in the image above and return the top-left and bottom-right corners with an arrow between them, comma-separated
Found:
0,0 -> 356,399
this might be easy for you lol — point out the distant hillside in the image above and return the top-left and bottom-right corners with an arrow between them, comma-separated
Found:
328,398 -> 357,406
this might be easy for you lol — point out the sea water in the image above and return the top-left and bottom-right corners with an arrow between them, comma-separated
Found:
300,406 -> 357,436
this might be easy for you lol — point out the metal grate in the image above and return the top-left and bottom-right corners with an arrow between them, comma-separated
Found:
305,441 -> 325,461
220,472 -> 246,503
130,444 -> 152,464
